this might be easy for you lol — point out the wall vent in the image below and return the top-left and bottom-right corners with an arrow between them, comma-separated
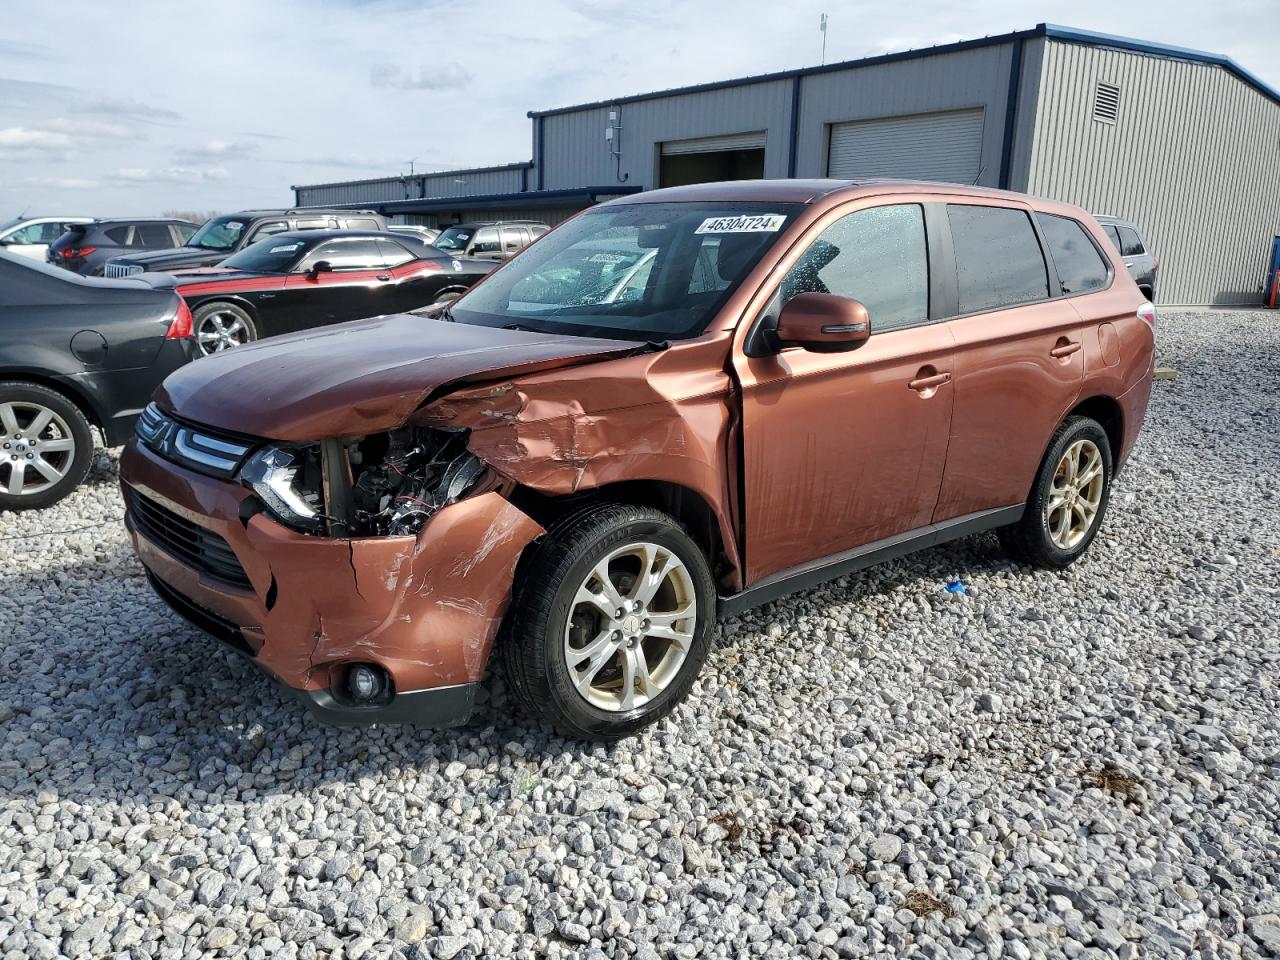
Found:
1093,82 -> 1121,124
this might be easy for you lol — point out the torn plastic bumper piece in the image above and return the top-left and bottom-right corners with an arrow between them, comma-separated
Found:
121,440 -> 545,727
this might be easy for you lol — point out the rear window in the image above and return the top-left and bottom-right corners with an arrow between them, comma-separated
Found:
136,223 -> 174,248
948,204 -> 1048,314
1118,226 -> 1145,257
1036,214 -> 1110,295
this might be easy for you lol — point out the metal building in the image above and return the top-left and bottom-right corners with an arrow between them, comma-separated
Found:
293,23 -> 1280,305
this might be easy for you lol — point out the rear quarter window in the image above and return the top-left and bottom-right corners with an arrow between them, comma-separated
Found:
1118,226 -> 1146,257
104,226 -> 133,245
1036,214 -> 1110,295
947,204 -> 1049,314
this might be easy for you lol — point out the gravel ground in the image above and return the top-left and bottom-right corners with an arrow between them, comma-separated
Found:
1,308 -> 1279,960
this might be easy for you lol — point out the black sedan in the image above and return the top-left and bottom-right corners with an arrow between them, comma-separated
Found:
162,231 -> 496,355
0,253 -> 196,509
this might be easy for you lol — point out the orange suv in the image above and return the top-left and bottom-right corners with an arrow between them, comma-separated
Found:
120,179 -> 1154,740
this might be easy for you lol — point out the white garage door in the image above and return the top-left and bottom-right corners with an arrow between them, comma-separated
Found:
661,131 -> 766,155
827,109 -> 985,184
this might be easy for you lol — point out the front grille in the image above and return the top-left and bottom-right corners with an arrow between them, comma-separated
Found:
136,403 -> 257,479
130,491 -> 252,589
105,262 -> 145,278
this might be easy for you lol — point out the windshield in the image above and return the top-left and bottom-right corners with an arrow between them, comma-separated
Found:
450,203 -> 801,341
433,226 -> 472,251
188,216 -> 249,251
221,237 -> 311,273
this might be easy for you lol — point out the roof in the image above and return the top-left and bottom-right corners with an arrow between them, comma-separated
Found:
315,186 -> 642,215
604,177 -> 1070,206
291,162 -> 533,193
528,23 -> 1280,118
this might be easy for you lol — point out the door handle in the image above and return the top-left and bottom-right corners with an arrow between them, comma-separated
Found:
376,274 -> 392,282
1050,340 -> 1082,359
908,371 -> 951,392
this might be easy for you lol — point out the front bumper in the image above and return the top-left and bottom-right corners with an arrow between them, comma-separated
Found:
120,439 -> 543,726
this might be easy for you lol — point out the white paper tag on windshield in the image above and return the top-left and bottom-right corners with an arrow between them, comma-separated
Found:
695,214 -> 786,235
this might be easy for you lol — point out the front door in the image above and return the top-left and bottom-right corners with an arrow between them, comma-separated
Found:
278,238 -> 398,334
734,202 -> 954,585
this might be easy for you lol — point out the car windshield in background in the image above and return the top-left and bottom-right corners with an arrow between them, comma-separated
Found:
221,238 -> 310,274
188,217 -> 248,251
433,227 -> 473,252
450,203 -> 802,341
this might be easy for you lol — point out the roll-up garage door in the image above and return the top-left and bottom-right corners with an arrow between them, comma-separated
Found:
827,109 -> 984,184
661,131 -> 767,155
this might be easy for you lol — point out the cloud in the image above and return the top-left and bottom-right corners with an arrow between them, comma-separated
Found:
23,176 -> 99,189
44,117 -> 133,139
111,166 -> 231,184
178,139 -> 260,161
0,127 -> 72,149
370,61 -> 472,91
68,97 -> 180,123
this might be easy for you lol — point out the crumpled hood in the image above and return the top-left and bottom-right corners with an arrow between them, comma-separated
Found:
155,313 -> 644,441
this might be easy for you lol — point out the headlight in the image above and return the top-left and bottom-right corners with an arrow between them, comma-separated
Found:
240,446 -> 323,531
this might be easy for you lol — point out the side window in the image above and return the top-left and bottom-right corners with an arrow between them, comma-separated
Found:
295,218 -> 330,231
6,224 -> 43,244
1103,224 -> 1123,252
174,223 -> 197,244
501,225 -> 524,252
1036,214 -> 1110,295
472,227 -> 501,254
305,239 -> 384,271
947,204 -> 1048,314
1118,226 -> 1145,257
251,221 -> 289,241
780,204 -> 929,332
346,218 -> 380,231
104,226 -> 133,246
136,223 -> 174,248
375,238 -> 416,267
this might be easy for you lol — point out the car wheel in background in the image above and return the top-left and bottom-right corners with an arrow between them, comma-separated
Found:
431,287 -> 469,305
0,382 -> 94,511
502,503 -> 715,740
193,302 -> 258,356
998,415 -> 1113,569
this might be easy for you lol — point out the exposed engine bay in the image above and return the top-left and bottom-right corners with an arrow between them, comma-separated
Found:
348,427 -> 486,536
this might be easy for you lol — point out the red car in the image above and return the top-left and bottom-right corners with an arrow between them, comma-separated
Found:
160,230 -> 495,356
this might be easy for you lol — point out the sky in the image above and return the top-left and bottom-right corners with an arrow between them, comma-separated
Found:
2,0 -> 1277,217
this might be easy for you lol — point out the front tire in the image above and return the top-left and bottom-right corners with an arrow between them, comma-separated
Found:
0,382 -> 93,511
193,302 -> 258,356
502,503 -> 715,740
999,415 -> 1113,569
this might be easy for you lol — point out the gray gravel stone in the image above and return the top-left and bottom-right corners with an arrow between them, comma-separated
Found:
0,310 -> 1277,959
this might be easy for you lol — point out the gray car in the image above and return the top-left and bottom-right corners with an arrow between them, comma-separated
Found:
1096,215 -> 1158,301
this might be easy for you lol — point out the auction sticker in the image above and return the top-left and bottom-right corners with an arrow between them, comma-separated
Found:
695,214 -> 787,234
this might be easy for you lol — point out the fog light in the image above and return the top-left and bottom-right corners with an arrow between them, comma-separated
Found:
347,664 -> 387,703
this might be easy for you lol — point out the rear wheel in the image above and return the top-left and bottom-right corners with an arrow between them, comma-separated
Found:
0,382 -> 93,511
194,302 -> 257,356
502,503 -> 715,740
998,415 -> 1112,569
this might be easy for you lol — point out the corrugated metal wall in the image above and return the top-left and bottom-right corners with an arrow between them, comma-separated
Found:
295,165 -> 529,207
795,43 -> 1018,186
538,80 -> 794,190
1025,41 -> 1280,304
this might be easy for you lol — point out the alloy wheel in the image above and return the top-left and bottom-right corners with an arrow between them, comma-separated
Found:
197,311 -> 251,355
1045,438 -> 1104,550
0,401 -> 77,497
563,542 -> 697,712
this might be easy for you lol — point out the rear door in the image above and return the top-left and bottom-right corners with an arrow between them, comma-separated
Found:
469,226 -> 503,260
932,202 -> 1086,522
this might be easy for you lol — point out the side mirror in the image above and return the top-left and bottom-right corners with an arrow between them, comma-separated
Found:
306,260 -> 333,280
775,292 -> 870,353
